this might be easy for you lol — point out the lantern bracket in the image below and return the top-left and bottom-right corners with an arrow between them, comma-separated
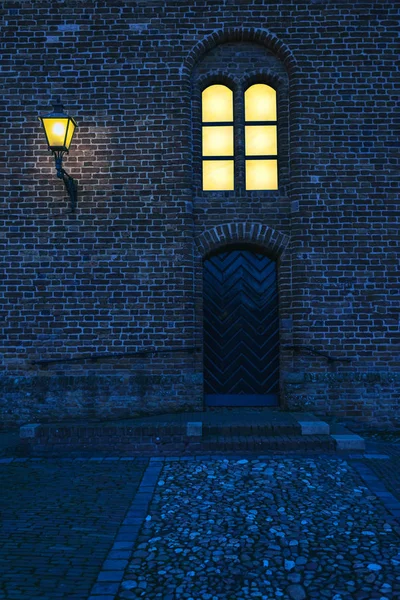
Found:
54,153 -> 77,213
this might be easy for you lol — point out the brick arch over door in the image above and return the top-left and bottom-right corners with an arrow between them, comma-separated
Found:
195,222 -> 290,260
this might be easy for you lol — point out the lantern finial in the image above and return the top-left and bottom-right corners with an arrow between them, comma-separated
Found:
52,96 -> 64,113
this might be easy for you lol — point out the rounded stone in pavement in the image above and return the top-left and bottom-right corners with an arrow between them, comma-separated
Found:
286,583 -> 306,599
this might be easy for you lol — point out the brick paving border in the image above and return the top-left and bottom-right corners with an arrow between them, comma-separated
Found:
88,458 -> 165,600
349,460 -> 400,522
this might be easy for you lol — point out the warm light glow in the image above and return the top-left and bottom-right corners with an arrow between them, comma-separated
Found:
42,118 -> 69,147
245,84 -> 276,121
201,83 -> 278,191
203,126 -> 234,156
203,160 -> 234,190
53,122 -> 65,136
202,85 -> 234,190
202,85 -> 233,122
246,160 -> 278,190
245,126 -> 277,156
41,116 -> 76,150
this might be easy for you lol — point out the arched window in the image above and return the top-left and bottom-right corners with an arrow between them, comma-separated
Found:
202,84 -> 234,191
201,82 -> 278,191
244,84 -> 278,190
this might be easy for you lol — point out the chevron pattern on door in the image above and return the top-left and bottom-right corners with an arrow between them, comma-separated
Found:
203,248 -> 279,406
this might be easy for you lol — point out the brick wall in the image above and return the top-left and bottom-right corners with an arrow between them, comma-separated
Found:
0,0 -> 399,428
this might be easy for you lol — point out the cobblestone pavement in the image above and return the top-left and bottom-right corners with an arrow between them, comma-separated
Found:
0,458 -> 148,600
116,456 -> 400,600
1,450 -> 400,600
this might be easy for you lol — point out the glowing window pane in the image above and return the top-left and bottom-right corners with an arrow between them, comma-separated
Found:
203,160 -> 234,191
245,126 -> 277,156
246,160 -> 278,190
245,84 -> 276,121
202,85 -> 233,122
203,126 -> 234,157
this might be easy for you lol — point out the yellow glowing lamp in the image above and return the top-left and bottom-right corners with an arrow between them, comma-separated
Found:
39,98 -> 78,212
39,100 -> 77,152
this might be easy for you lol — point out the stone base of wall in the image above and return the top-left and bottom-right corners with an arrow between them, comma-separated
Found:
0,374 -> 203,429
284,372 -> 400,429
2,371 -> 399,430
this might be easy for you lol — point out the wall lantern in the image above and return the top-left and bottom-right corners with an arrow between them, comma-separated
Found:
39,98 -> 78,212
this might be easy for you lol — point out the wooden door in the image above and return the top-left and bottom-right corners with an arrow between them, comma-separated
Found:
203,247 -> 279,406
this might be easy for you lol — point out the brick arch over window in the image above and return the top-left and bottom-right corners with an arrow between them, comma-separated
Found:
183,27 -> 297,80
190,29 -> 294,196
242,69 -> 286,92
195,223 -> 290,260
195,71 -> 239,93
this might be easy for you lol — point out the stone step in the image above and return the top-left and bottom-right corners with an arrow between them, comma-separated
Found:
19,431 -> 336,457
328,422 -> 366,451
330,434 -> 366,451
17,413 -> 364,456
192,434 -> 336,453
19,420 -> 304,443
199,423 -> 302,436
19,413 -> 331,439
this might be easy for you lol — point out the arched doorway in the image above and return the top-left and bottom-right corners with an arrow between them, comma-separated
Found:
203,245 -> 279,406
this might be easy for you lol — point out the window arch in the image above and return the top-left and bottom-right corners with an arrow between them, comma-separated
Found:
201,82 -> 278,191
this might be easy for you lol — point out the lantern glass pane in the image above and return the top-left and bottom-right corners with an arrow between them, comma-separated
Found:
245,159 -> 278,190
42,118 -> 69,148
245,84 -> 276,122
245,126 -> 277,156
202,85 -> 233,122
203,160 -> 234,190
203,126 -> 234,157
65,120 -> 76,150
